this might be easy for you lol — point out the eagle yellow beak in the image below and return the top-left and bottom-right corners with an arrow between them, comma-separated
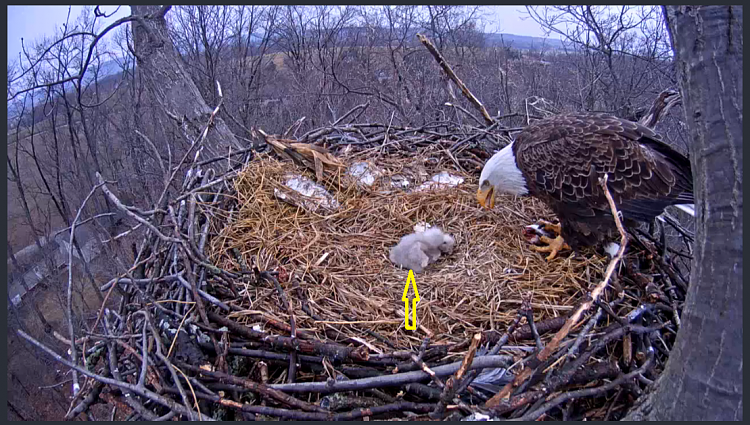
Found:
477,186 -> 495,209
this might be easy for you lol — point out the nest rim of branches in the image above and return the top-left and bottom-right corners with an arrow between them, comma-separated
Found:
22,113 -> 691,422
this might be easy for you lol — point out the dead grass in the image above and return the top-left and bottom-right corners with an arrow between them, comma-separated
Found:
207,146 -> 610,352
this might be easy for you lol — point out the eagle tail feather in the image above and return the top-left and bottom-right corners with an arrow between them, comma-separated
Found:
604,242 -> 621,258
675,204 -> 695,217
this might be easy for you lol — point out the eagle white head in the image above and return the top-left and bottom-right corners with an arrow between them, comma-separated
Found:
477,142 -> 529,209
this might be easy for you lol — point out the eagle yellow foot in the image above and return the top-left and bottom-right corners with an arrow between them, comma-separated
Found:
535,220 -> 562,237
530,235 -> 571,261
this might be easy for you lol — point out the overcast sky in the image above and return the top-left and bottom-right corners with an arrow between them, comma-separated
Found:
7,5 -> 130,65
7,5 -> 552,65
482,6 -> 550,37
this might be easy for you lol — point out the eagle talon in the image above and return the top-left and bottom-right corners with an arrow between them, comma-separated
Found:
530,235 -> 571,261
535,220 -> 562,237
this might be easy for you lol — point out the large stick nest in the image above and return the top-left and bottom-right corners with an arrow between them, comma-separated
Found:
208,147 -> 608,351
24,115 -> 693,422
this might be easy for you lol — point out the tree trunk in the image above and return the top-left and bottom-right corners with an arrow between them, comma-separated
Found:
130,5 -> 242,159
625,5 -> 742,420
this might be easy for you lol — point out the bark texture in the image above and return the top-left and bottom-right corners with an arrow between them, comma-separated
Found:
625,5 -> 742,420
130,5 -> 242,158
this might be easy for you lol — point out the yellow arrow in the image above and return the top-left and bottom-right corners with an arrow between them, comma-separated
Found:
402,270 -> 420,330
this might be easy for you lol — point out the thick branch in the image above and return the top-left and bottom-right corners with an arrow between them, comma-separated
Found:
417,33 -> 494,126
268,355 -> 513,394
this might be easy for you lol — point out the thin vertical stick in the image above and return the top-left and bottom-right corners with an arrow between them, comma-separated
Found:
67,181 -> 106,395
485,174 -> 628,407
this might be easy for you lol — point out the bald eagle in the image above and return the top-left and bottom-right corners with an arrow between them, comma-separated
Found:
477,112 -> 694,260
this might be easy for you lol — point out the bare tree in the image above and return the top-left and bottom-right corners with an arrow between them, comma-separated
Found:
169,6 -> 232,106
274,6 -> 314,79
382,6 -> 420,115
130,5 -> 242,160
223,6 -> 279,133
422,6 -> 482,56
526,6 -> 673,118
7,96 -> 57,334
624,5 -> 742,420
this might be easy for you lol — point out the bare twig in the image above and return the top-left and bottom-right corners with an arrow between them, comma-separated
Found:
445,102 -> 484,126
207,312 -> 369,362
135,129 -> 167,184
517,348 -> 654,420
66,181 -> 107,395
431,333 -> 482,418
7,14 -> 139,102
522,295 -> 544,351
177,362 -> 326,412
260,271 -> 299,383
417,33 -> 495,126
96,173 -> 182,244
566,308 -> 604,359
16,330 -> 214,421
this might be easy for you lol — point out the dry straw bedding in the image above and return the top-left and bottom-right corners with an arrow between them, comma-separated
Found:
208,146 -> 609,352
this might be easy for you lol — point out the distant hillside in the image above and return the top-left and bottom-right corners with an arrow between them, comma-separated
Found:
7,31 -> 563,121
484,33 -> 565,51
316,27 -> 566,52
7,60 -> 127,122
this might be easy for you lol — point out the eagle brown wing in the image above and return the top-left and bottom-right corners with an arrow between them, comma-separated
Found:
512,112 -> 693,222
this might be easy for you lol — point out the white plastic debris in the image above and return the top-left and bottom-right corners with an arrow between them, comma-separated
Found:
432,171 -> 465,185
11,294 -> 21,306
274,175 -> 341,213
347,161 -> 381,186
416,171 -> 465,192
462,412 -> 499,421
